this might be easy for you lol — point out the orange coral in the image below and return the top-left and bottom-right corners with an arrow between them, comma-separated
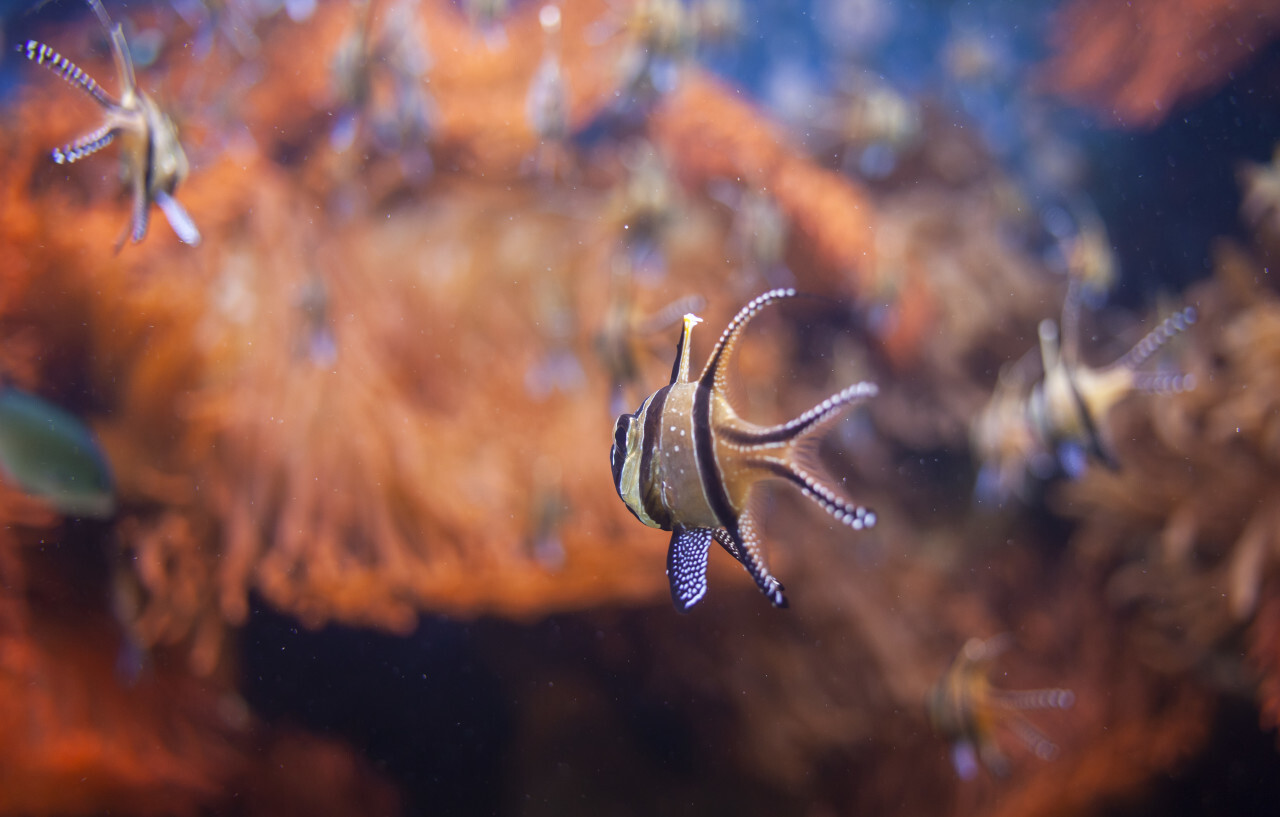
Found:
5,1 -> 1267,814
1041,0 -> 1280,128
0,0 -> 894,669
1251,587 -> 1280,733
0,482 -> 398,816
650,72 -> 878,298
1051,241 -> 1280,718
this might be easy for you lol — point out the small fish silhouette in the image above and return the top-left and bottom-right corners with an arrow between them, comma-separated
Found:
927,635 -> 1075,780
610,289 -> 877,610
1033,285 -> 1196,471
972,283 -> 1196,502
22,0 -> 200,249
0,385 -> 115,519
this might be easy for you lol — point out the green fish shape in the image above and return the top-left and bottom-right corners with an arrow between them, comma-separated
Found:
0,387 -> 115,518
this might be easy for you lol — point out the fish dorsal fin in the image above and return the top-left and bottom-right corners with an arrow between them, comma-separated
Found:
88,0 -> 137,99
697,288 -> 797,393
669,312 -> 703,385
1037,318 -> 1060,375
21,40 -> 116,109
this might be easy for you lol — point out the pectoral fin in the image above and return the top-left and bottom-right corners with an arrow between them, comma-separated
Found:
666,526 -> 712,611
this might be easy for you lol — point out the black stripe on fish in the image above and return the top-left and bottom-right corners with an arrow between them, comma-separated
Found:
638,384 -> 672,528
691,374 -> 736,531
1061,367 -> 1118,470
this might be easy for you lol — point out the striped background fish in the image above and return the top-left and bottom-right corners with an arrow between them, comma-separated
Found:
610,288 -> 878,611
927,635 -> 1075,779
21,0 -> 200,250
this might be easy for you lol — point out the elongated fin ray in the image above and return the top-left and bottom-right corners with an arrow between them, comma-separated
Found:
666,527 -> 712,611
719,381 -> 878,447
991,687 -> 1075,712
21,40 -> 115,108
130,175 -> 151,244
698,288 -> 797,394
88,0 -> 137,96
113,175 -> 148,252
756,458 -> 875,531
53,124 -> 115,164
1003,714 -> 1060,761
1131,371 -> 1195,394
1109,306 -> 1196,374
717,512 -> 786,607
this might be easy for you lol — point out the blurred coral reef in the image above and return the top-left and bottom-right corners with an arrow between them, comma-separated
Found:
1,0 -> 1279,814
1042,0 -> 1280,127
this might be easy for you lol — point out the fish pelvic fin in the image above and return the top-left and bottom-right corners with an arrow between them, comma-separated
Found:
667,526 -> 712,611
155,190 -> 202,246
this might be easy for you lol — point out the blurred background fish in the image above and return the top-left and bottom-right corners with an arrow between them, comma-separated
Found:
0,385 -> 114,518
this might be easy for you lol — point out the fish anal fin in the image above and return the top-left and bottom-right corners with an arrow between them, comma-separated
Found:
666,527 -> 712,612
719,510 -> 787,608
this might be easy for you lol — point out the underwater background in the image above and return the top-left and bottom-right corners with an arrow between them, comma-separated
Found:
2,0 -> 1280,814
